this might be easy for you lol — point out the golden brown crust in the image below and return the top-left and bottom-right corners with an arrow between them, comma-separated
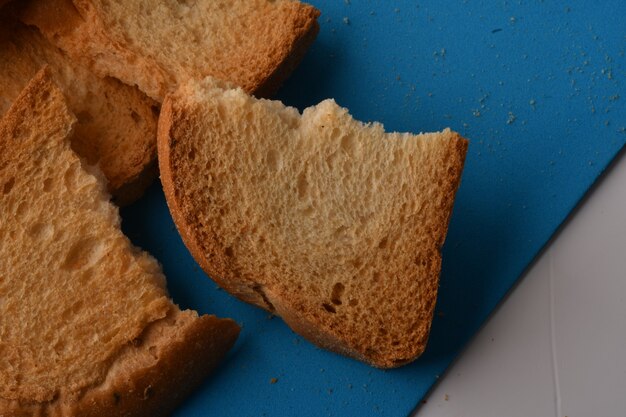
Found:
158,98 -> 211,283
251,4 -> 320,98
158,87 -> 468,369
158,97 -> 269,309
263,134 -> 468,369
0,15 -> 158,204
0,311 -> 240,417
0,71 -> 240,415
68,313 -> 239,417
19,0 -> 320,101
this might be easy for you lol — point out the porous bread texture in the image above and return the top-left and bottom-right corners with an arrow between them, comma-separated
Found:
19,0 -> 320,102
0,70 -> 239,416
158,78 -> 468,368
0,17 -> 158,204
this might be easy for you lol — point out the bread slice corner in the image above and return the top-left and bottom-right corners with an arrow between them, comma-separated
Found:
0,68 -> 239,416
0,16 -> 159,205
157,77 -> 467,368
19,0 -> 320,101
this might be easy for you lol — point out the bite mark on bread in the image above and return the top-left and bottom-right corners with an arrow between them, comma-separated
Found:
157,78 -> 468,368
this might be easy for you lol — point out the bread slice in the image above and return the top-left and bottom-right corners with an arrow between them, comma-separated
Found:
0,17 -> 158,205
157,78 -> 468,368
0,69 -> 239,416
19,0 -> 320,102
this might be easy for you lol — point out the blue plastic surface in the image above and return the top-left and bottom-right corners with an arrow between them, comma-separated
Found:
120,1 -> 626,416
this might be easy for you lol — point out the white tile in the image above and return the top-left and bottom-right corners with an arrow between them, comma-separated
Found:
417,152 -> 626,417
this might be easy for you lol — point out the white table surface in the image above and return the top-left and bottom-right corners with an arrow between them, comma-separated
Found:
415,149 -> 626,417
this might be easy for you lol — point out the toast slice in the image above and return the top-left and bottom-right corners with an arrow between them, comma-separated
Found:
19,0 -> 320,102
0,17 -> 158,205
0,69 -> 240,416
157,78 -> 468,368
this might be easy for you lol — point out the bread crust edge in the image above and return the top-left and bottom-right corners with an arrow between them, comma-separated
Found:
158,93 -> 469,368
267,134 -> 469,368
252,4 -> 320,98
0,312 -> 240,417
68,313 -> 240,417
0,71 -> 240,415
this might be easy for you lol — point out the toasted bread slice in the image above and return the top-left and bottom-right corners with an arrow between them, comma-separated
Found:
19,0 -> 320,102
0,17 -> 158,205
0,69 -> 240,416
157,78 -> 468,368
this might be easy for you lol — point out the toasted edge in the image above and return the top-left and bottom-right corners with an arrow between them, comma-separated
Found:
234,131 -> 468,368
0,70 -> 240,414
252,3 -> 320,97
157,90 -> 468,368
68,312 -> 240,417
0,310 -> 240,416
1,12 -> 158,204
272,132 -> 468,368
18,0 -> 320,100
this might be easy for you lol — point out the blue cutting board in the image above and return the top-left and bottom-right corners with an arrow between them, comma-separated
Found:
121,1 -> 626,416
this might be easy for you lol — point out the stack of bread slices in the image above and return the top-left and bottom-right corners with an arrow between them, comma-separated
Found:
0,0 -> 467,415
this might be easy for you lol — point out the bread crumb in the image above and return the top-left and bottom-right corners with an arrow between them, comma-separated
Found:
270,378 -> 278,384
506,112 -> 517,125
343,17 -> 350,25
444,394 -> 449,401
